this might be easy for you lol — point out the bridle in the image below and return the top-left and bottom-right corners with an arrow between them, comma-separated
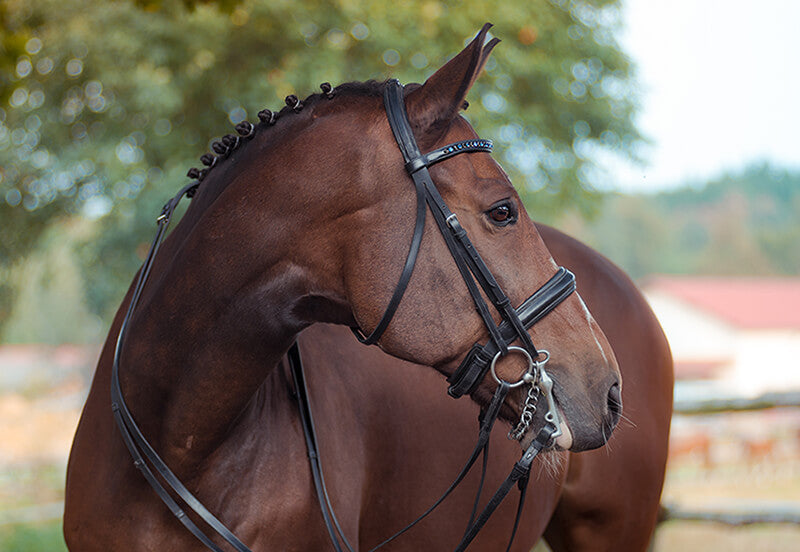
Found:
303,79 -> 577,552
110,78 -> 576,552
370,80 -> 575,406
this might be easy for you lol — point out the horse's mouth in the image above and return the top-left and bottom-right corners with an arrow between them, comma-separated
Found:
519,406 -> 573,451
553,414 -> 573,450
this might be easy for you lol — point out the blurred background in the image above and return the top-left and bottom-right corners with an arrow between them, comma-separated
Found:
1,0 -> 799,550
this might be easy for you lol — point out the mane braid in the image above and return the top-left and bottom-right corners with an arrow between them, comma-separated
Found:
185,79 -> 390,193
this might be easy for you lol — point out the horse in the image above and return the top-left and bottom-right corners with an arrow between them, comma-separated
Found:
291,222 -> 673,552
64,25 -> 625,550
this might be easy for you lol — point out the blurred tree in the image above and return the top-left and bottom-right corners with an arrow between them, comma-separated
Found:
558,163 -> 800,280
2,219 -> 102,344
1,0 -> 639,328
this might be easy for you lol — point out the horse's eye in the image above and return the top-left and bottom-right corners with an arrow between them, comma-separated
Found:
487,203 -> 515,226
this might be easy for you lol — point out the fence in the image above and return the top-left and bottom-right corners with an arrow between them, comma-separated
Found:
660,390 -> 800,526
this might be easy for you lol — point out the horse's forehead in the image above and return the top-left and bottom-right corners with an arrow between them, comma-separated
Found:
312,96 -> 509,190
436,119 -> 513,186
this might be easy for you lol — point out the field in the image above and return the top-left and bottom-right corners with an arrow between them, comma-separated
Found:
2,346 -> 799,551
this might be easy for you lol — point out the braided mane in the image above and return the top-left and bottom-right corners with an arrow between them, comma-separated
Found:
185,80 -> 390,186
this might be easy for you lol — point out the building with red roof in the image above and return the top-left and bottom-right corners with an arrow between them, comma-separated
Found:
642,276 -> 800,398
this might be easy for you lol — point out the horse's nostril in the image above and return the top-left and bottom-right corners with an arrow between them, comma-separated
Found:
607,383 -> 622,429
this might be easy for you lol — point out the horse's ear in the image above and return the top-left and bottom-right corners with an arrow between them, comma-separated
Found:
405,23 -> 499,145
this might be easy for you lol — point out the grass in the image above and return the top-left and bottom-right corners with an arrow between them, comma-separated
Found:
0,520 -> 67,552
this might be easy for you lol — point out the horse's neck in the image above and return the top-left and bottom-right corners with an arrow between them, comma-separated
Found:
119,292 -> 290,475
117,185 -> 319,476
112,109 -> 374,476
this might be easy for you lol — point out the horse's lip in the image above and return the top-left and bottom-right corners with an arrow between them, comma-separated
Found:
553,413 -> 573,450
519,406 -> 573,451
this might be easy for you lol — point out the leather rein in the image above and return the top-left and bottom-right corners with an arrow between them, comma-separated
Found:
110,79 -> 576,551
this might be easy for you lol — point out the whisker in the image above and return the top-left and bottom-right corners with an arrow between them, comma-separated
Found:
602,425 -> 614,455
618,411 -> 637,430
535,450 -> 568,480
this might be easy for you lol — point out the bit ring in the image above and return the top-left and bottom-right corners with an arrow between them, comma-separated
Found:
490,346 -> 545,388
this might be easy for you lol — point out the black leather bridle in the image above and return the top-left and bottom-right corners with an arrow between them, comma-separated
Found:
368,80 -> 577,404
110,78 -> 577,552
300,79 -> 577,552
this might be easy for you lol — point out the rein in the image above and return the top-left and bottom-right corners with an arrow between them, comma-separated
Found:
110,78 -> 576,551
110,182 -> 250,552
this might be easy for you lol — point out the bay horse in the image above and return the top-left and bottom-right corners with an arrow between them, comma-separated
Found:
65,25 -> 627,550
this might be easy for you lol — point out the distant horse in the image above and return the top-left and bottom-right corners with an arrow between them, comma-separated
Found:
743,437 -> 777,471
668,430 -> 713,471
292,223 -> 673,552
65,25 -> 626,550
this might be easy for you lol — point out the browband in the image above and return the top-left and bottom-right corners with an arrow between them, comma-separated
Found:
405,139 -> 493,174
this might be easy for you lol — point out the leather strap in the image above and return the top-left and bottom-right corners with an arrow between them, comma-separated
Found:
353,80 -> 501,347
351,171 -> 427,345
377,79 -> 564,367
111,183 -> 252,552
288,343 -> 355,552
453,423 -> 556,552
294,338 -> 554,552
447,267 -> 576,398
379,80 -> 568,550
378,80 -> 510,352
405,139 -> 493,174
464,435 -> 490,534
364,383 -> 511,552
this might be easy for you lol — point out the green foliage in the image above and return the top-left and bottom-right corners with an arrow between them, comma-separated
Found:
0,521 -> 67,552
1,0 -> 638,330
1,219 -> 102,344
559,163 -> 800,280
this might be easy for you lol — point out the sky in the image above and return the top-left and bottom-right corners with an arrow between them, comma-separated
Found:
609,0 -> 800,192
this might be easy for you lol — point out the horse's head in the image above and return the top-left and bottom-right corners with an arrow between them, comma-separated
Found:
341,27 -> 620,452
208,25 -> 619,452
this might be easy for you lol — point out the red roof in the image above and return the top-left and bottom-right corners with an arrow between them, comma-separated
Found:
644,276 -> 800,330
674,360 -> 728,379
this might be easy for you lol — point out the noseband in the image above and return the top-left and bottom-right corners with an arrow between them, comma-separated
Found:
109,79 -> 576,552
